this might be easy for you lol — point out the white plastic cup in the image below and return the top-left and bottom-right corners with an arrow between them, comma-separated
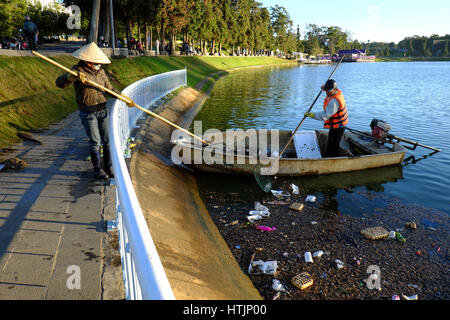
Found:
305,252 -> 313,263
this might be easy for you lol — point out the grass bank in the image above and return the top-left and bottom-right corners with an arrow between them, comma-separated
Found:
0,55 -> 295,148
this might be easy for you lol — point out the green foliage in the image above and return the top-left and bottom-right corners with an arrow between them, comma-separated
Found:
0,0 -> 27,37
0,55 -> 294,148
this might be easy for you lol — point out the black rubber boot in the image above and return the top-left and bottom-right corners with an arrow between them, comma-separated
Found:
90,150 -> 109,180
102,145 -> 114,178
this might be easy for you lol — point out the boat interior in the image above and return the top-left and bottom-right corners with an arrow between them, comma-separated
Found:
175,129 -> 405,159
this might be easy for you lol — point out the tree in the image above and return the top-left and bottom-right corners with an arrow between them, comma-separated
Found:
0,0 -> 27,38
270,5 -> 292,55
159,0 -> 191,54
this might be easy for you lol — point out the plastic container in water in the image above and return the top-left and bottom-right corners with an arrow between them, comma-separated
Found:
304,252 -> 313,263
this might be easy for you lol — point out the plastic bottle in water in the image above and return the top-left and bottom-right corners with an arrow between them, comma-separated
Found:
395,232 -> 406,243
249,210 -> 270,217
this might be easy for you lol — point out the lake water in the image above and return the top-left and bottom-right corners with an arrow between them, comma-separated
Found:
193,62 -> 450,216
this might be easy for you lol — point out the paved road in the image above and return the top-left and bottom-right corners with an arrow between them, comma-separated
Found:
0,111 -> 123,300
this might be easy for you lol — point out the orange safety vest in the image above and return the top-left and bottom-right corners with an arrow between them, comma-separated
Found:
323,89 -> 349,129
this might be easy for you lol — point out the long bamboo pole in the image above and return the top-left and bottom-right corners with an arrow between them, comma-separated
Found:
32,50 -> 207,144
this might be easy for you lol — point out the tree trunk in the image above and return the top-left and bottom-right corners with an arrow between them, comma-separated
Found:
138,20 -> 141,45
88,0 -> 101,43
212,39 -> 215,55
171,33 -> 176,55
145,24 -> 149,51
219,42 -> 222,56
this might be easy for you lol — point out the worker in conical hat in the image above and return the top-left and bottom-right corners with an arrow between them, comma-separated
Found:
56,42 -> 131,180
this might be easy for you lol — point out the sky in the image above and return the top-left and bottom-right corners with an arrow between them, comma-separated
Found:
258,0 -> 450,43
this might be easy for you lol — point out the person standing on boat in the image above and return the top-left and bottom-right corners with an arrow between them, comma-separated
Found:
56,42 -> 132,180
304,79 -> 349,157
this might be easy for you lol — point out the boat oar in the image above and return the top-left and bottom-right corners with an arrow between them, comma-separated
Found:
31,50 -> 208,145
254,56 -> 345,193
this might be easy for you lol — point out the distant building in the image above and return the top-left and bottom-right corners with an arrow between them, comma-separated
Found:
337,49 -> 375,62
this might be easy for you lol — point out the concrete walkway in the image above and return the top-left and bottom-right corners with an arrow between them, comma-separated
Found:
0,111 -> 124,300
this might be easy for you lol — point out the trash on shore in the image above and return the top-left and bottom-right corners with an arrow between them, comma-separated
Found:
257,226 -> 277,232
0,158 -> 28,171
289,202 -> 304,212
305,195 -> 316,203
248,260 -> 278,275
360,226 -> 389,240
17,132 -> 42,145
291,272 -> 314,291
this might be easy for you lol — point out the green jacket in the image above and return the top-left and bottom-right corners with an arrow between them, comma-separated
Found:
56,61 -> 120,111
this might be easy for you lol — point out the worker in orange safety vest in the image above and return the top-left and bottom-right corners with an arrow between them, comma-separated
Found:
304,79 -> 349,157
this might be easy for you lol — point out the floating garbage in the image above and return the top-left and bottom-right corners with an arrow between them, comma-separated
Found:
248,260 -> 278,275
405,222 -> 417,229
392,295 -> 401,300
313,250 -> 324,258
388,231 -> 396,239
402,294 -> 418,300
291,272 -> 314,291
395,232 -> 406,243
272,279 -> 288,292
335,259 -> 344,269
247,215 -> 263,223
257,226 -> 277,232
360,226 -> 389,240
271,190 -> 291,200
291,184 -> 299,195
305,195 -> 316,203
304,252 -> 313,263
249,210 -> 271,217
255,201 -> 269,212
289,202 -> 304,212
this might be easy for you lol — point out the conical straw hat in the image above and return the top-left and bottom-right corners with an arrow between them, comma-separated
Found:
72,42 -> 111,64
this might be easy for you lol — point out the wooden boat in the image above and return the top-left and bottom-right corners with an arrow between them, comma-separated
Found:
171,129 -> 407,176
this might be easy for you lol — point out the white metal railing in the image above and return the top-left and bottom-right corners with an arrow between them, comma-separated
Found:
109,69 -> 186,300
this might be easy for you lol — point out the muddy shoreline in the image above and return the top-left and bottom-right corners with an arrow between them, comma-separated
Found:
198,178 -> 449,300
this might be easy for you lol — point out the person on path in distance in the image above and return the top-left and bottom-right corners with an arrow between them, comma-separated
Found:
56,42 -> 133,180
304,79 -> 349,157
23,15 -> 38,51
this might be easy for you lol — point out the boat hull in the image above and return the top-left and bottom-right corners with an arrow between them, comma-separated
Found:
173,130 -> 406,176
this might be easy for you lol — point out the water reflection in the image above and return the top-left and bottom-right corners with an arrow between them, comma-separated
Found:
193,62 -> 450,215
196,165 -> 404,217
